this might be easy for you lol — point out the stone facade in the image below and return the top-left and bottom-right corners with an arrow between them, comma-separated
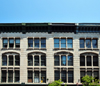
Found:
0,23 -> 100,86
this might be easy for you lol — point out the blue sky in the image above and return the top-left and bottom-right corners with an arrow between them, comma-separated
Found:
0,0 -> 100,23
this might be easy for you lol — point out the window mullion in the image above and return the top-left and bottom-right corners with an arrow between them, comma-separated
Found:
14,38 -> 15,48
6,70 -> 8,83
59,38 -> 61,49
91,56 -> 93,67
33,70 -> 34,83
59,55 -> 61,66
85,55 -> 87,66
91,38 -> 92,48
67,69 -> 68,83
39,55 -> 41,66
13,70 -> 14,83
39,70 -> 41,83
7,38 -> 9,49
33,38 -> 34,49
33,55 -> 34,67
13,55 -> 15,66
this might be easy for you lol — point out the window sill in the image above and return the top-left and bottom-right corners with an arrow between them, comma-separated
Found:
2,48 -> 20,50
53,48 -> 73,50
79,48 -> 99,50
27,48 -> 46,50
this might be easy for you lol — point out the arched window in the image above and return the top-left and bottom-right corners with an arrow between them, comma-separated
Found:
54,52 -> 73,66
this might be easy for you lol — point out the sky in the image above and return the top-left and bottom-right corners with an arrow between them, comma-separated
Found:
0,0 -> 100,23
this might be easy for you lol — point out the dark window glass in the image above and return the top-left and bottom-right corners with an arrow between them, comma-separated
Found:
93,56 -> 98,66
1,70 -> 6,82
87,71 -> 92,76
8,70 -> 13,82
15,55 -> 20,66
9,56 -> 13,66
68,55 -> 73,66
86,39 -> 91,48
54,55 -> 59,66
34,71 -> 39,83
55,71 -> 60,80
80,71 -> 85,82
28,38 -> 33,47
67,38 -> 73,48
54,38 -> 59,48
2,55 -> 7,66
41,38 -> 46,48
68,71 -> 73,83
61,56 -> 66,66
28,55 -> 33,66
80,39 -> 84,48
3,38 -> 8,48
61,38 -> 66,48
9,38 -> 14,48
28,71 -> 33,83
15,38 -> 20,48
15,70 -> 20,82
34,38 -> 39,48
80,56 -> 85,66
61,71 -> 66,82
92,39 -> 97,48
34,56 -> 39,66
87,56 -> 91,66
94,71 -> 99,80
41,55 -> 46,66
41,71 -> 46,83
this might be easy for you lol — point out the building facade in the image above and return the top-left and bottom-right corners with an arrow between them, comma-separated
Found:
0,23 -> 100,86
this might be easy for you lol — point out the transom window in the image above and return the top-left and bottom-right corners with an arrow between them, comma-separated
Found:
54,38 -> 73,48
3,38 -> 20,48
80,38 -> 98,48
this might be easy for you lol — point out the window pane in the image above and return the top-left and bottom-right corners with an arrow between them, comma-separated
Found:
80,56 -> 85,66
41,38 -> 46,48
2,55 -> 7,66
92,39 -> 97,48
67,39 -> 72,48
61,71 -> 66,82
9,39 -> 14,43
61,56 -> 66,66
15,71 -> 20,82
15,39 -> 20,43
15,55 -> 20,66
68,55 -> 73,66
93,56 -> 98,66
34,71 -> 39,83
28,71 -> 33,83
68,71 -> 73,83
9,39 -> 14,47
28,38 -> 33,47
41,56 -> 46,66
1,70 -> 6,82
8,70 -> 13,82
9,56 -> 13,66
80,71 -> 85,82
3,39 -> 8,48
34,39 -> 39,48
87,71 -> 92,76
87,56 -> 91,66
28,55 -> 33,66
55,71 -> 60,80
41,71 -> 46,83
54,55 -> 59,66
94,71 -> 99,79
80,39 -> 84,48
86,39 -> 91,48
61,39 -> 66,48
34,56 -> 39,66
54,38 -> 59,48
